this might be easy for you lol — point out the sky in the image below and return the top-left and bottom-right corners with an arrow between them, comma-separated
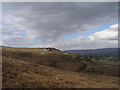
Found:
1,2 -> 118,50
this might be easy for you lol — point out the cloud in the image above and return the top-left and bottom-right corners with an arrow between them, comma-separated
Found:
89,24 -> 118,40
0,22 -> 1,44
45,24 -> 118,50
2,2 -> 118,49
2,0 -> 119,2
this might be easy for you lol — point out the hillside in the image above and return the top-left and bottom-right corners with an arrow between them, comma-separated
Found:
2,46 -> 119,88
64,48 -> 119,57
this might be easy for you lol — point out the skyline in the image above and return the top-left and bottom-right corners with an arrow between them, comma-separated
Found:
1,2 -> 118,50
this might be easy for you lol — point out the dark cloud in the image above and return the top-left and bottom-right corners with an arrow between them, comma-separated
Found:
2,2 -> 118,49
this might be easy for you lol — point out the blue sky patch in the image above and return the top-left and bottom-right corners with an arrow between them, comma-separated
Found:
60,20 -> 118,40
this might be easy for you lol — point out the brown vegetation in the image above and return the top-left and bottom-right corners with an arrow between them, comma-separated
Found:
2,46 -> 119,88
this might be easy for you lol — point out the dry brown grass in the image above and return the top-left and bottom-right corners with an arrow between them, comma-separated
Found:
2,56 -> 119,88
2,46 -> 119,88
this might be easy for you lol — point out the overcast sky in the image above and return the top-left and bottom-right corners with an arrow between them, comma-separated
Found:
1,2 -> 118,50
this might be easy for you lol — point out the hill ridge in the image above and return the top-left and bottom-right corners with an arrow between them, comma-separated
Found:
64,48 -> 119,57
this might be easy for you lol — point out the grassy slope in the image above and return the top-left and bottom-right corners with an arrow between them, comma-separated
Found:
2,56 -> 118,88
2,46 -> 119,88
2,46 -> 91,73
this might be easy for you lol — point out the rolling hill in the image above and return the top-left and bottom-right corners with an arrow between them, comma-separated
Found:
2,46 -> 119,88
64,48 -> 119,57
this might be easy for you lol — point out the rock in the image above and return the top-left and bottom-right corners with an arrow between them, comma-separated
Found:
78,63 -> 87,71
88,68 -> 103,73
